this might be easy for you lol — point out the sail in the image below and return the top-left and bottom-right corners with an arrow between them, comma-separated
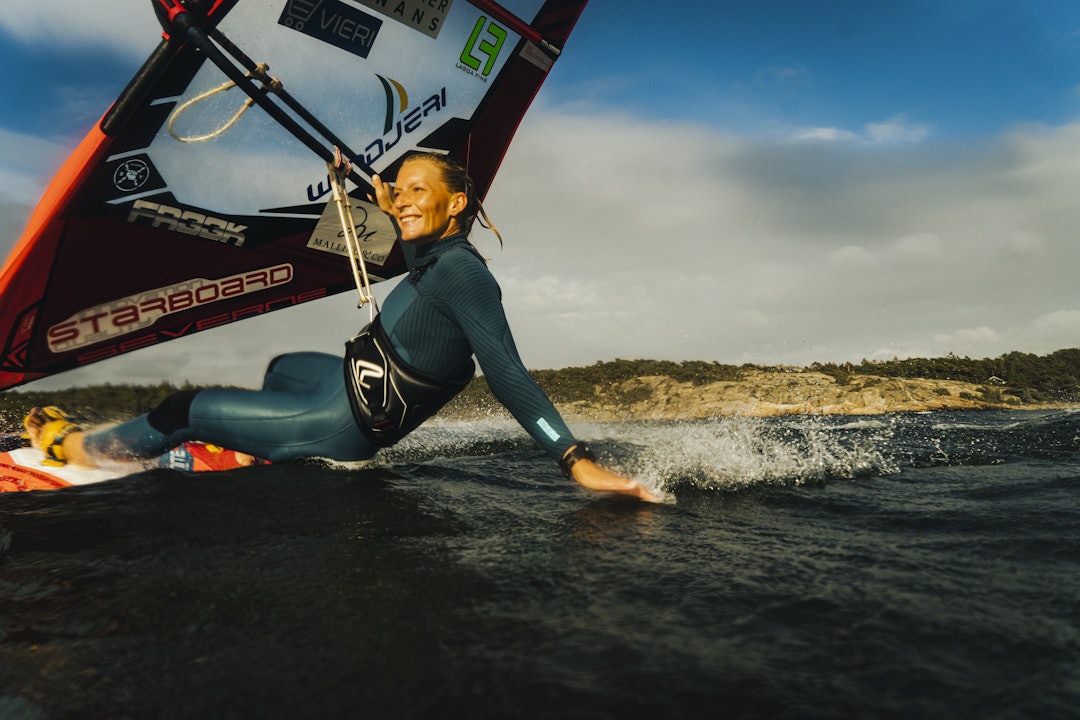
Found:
0,0 -> 587,391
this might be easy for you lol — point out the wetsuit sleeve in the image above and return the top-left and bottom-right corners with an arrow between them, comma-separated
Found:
432,251 -> 577,460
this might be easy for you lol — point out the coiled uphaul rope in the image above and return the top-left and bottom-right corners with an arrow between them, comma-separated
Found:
168,62 -> 280,143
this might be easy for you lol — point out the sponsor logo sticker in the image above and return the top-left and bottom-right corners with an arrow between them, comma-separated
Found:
352,0 -> 454,39
103,153 -> 167,202
47,265 -> 294,353
458,16 -> 506,82
519,40 -> 555,73
113,158 -> 152,192
361,77 -> 448,166
127,200 -> 248,246
278,0 -> 383,58
307,198 -> 398,266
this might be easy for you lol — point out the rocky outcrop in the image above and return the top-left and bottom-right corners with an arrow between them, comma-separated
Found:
551,370 -> 1053,422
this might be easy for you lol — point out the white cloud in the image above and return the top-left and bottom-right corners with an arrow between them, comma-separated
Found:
925,310 -> 1080,362
0,0 -> 160,53
792,114 -> 930,146
934,326 -> 1003,353
0,128 -> 72,205
829,244 -> 876,268
0,129 -> 75,259
483,107 -> 1080,369
1033,309 -> 1080,332
1029,310 -> 1080,348
1000,230 -> 1045,259
892,232 -> 944,261
791,127 -> 860,143
865,115 -> 930,144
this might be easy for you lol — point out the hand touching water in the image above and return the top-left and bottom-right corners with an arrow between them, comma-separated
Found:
570,459 -> 660,503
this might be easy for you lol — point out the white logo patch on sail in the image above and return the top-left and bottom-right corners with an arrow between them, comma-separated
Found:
306,198 -> 397,266
46,265 -> 294,353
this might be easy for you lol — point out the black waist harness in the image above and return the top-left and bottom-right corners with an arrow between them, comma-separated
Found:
343,316 -> 475,446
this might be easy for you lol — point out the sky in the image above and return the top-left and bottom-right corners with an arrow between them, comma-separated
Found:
2,0 -> 1080,390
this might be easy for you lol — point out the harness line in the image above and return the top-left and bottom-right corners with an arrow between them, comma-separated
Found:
328,152 -> 379,322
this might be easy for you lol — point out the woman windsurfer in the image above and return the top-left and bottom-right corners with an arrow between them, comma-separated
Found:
24,153 -> 658,502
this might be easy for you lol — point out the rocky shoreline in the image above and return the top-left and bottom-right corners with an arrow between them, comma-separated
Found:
447,369 -> 1071,425
534,370 -> 1073,422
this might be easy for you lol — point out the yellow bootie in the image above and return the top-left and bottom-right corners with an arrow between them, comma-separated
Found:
23,406 -> 81,467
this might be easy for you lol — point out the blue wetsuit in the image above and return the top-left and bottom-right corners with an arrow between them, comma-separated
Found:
85,234 -> 578,465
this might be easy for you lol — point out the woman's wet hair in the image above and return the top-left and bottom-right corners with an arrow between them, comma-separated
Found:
401,152 -> 501,245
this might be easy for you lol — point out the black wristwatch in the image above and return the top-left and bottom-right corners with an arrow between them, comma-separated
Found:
559,442 -> 596,477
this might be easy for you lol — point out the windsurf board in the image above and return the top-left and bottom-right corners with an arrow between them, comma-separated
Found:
0,433 -> 263,493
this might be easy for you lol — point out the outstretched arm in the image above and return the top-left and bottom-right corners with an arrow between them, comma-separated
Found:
422,254 -> 657,502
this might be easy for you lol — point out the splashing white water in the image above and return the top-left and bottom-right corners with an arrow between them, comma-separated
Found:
580,416 -> 899,494
340,415 -> 899,502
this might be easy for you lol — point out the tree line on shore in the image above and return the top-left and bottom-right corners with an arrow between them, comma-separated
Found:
2,349 -> 1078,432
807,348 -> 1080,403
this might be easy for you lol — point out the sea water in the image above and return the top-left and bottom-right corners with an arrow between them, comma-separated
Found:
1,409 -> 1078,719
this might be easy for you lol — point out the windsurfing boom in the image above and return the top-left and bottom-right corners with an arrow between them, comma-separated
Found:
0,0 -> 588,391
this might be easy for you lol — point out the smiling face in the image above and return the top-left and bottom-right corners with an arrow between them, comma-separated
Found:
392,158 -> 468,246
